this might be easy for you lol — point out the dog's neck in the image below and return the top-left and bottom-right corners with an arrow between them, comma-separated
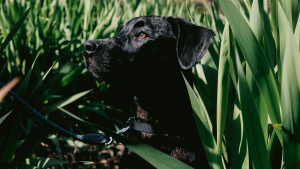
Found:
131,68 -> 196,136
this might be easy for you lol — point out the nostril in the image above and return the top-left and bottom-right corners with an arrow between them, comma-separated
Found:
86,45 -> 93,51
84,41 -> 97,53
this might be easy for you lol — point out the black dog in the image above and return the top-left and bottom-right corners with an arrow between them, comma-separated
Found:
83,16 -> 215,169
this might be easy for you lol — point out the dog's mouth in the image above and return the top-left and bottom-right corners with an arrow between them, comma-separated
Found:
83,57 -> 105,81
83,50 -> 125,83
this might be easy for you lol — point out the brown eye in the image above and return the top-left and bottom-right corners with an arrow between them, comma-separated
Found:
139,33 -> 147,39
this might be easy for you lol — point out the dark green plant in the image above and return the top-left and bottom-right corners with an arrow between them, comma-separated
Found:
1,0 -> 300,168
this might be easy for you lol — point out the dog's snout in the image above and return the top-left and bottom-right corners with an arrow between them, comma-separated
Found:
83,41 -> 97,54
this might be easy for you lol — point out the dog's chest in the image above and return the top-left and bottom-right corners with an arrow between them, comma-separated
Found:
123,104 -> 198,164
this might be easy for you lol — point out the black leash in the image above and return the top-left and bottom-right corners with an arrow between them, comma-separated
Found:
0,81 -> 112,145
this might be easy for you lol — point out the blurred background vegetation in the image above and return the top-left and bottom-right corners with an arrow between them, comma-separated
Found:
1,0 -> 300,168
0,0 -> 214,168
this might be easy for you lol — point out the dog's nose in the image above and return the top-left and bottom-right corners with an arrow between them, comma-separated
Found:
83,41 -> 97,54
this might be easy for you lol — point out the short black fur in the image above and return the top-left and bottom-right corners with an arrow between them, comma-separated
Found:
83,16 -> 215,169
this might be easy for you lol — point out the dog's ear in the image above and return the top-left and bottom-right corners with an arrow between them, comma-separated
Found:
167,17 -> 215,69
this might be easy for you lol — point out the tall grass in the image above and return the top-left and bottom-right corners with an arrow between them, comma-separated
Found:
0,0 -> 299,168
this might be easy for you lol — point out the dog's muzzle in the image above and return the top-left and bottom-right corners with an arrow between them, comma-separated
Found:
83,39 -> 119,81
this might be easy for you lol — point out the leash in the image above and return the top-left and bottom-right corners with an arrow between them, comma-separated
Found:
0,81 -> 112,145
0,80 -> 156,145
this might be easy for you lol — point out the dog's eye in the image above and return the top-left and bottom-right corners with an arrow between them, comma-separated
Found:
139,33 -> 147,39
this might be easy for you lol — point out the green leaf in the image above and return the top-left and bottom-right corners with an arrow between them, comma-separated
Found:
0,110 -> 24,162
270,0 -> 282,82
294,15 -> 300,50
125,144 -> 193,169
271,0 -> 279,46
268,129 -> 282,168
59,66 -> 84,87
22,158 -> 69,168
13,123 -> 50,162
249,0 -> 268,144
27,45 -> 71,101
235,48 -> 271,169
72,161 -> 94,165
0,111 -> 12,125
57,106 -> 99,128
249,0 -> 263,45
78,104 -> 109,119
218,0 -> 282,145
257,0 -> 276,69
41,62 -> 76,93
291,0 -> 299,31
279,0 -> 293,29
0,62 -> 7,79
47,135 -> 62,159
228,29 -> 239,90
12,162 -> 38,169
43,89 -> 92,113
216,22 -> 230,153
192,64 -> 215,116
16,23 -> 56,97
183,73 -> 224,169
243,0 -> 252,12
203,1 -> 221,45
201,50 -> 218,105
231,98 -> 250,168
83,0 -> 92,40
0,8 -> 31,54
281,25 -> 300,169
278,3 -> 300,90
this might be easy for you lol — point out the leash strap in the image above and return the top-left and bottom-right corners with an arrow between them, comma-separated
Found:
0,81 -> 111,145
0,80 -> 154,146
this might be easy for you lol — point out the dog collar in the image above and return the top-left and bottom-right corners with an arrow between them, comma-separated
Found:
116,117 -> 154,134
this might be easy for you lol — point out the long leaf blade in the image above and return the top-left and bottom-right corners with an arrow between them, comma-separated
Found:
235,49 -> 271,169
280,14 -> 300,169
0,8 -> 31,54
183,73 -> 224,169
125,144 -> 193,169
218,0 -> 282,144
216,22 -> 230,153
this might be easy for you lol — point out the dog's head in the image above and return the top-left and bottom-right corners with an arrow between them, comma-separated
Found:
83,16 -> 215,85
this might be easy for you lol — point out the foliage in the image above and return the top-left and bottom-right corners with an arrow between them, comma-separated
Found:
0,0 -> 299,168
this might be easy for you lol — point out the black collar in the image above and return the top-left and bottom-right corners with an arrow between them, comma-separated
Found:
116,117 -> 154,134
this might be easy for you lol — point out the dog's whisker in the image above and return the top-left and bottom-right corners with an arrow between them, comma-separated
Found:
111,57 -> 122,64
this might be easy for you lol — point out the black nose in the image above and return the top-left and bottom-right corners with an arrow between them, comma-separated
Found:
83,41 -> 97,53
